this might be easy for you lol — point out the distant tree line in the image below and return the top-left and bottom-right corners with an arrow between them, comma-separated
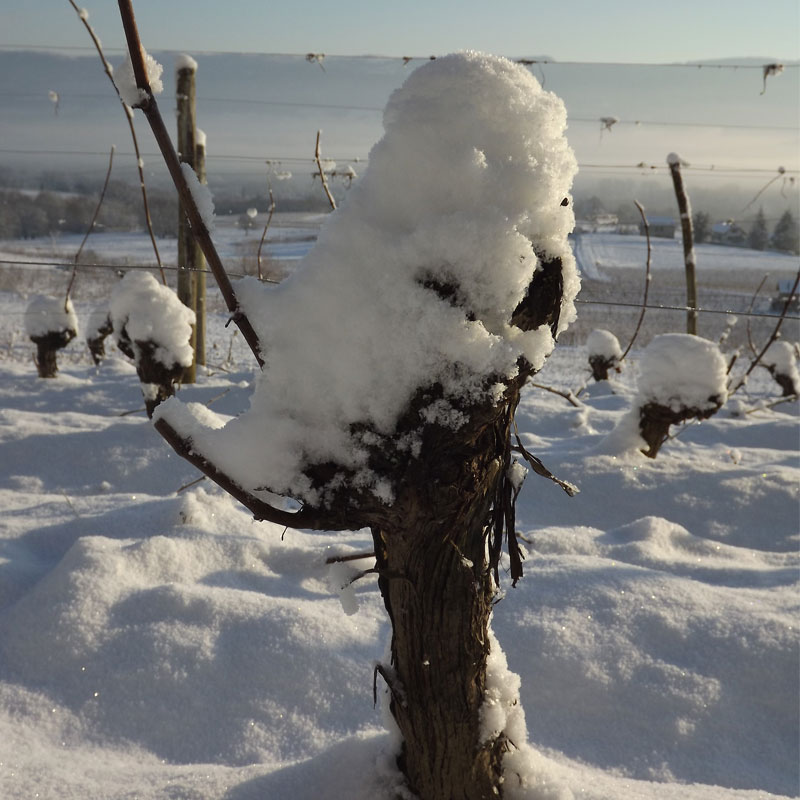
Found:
0,182 -> 178,240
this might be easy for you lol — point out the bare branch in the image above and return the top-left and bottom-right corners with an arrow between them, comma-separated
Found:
314,130 -> 337,211
153,416 -> 353,530
325,550 -> 376,565
67,0 -> 165,283
116,0 -> 265,367
65,144 -> 115,308
257,188 -> 276,281
730,267 -> 800,396
528,381 -> 581,407
619,200 -> 652,362
745,274 -> 770,357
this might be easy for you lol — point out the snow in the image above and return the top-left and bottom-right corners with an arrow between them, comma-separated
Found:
0,323 -> 796,798
763,340 -> 799,376
86,305 -> 110,337
0,52 -> 797,800
587,328 -> 622,360
113,47 -> 164,107
182,162 -> 216,232
175,53 -> 199,73
24,294 -> 78,339
162,51 -> 580,506
109,272 -> 195,368
637,333 -> 727,410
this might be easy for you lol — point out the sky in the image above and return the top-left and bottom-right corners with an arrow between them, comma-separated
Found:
1,0 -> 799,62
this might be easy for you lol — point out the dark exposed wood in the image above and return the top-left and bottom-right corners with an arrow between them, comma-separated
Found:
32,329 -> 76,378
87,315 -> 113,365
638,398 -> 723,458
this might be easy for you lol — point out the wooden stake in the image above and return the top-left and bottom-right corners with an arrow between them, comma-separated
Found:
177,61 -> 197,382
667,154 -> 698,335
194,131 -> 207,367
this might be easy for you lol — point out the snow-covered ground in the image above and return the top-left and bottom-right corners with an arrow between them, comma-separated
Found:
573,231 -> 798,279
0,247 -> 797,798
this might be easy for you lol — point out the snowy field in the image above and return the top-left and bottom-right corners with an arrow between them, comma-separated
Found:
0,229 -> 797,798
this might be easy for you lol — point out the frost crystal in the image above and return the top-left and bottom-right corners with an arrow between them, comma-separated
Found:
114,47 -> 164,107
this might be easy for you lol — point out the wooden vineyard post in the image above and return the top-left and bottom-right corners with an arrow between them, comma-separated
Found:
667,153 -> 698,335
176,57 -> 198,382
194,129 -> 207,367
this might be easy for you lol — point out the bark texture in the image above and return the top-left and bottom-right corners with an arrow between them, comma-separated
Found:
372,393 -> 519,799
87,316 -> 113,366
589,354 -> 618,382
638,397 -> 723,458
31,329 -> 76,378
117,325 -> 185,417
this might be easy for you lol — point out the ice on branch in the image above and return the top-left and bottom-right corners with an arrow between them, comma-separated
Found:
159,51 -> 579,505
181,163 -> 215,231
114,47 -> 164,107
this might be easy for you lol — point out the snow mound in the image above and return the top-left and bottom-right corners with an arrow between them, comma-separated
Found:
110,272 -> 194,368
24,294 -> 78,339
587,329 -> 622,360
763,340 -> 799,383
162,51 -> 579,505
638,333 -> 727,411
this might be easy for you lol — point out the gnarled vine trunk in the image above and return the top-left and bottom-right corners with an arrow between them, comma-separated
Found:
372,394 -> 519,799
32,329 -> 76,378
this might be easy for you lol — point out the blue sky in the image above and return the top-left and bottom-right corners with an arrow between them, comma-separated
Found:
2,0 -> 799,61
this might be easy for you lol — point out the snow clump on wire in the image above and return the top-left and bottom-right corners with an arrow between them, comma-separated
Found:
110,272 -> 194,369
25,295 -> 78,340
158,52 -> 579,506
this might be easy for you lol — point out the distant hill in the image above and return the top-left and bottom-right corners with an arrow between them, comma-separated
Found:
0,50 -> 797,216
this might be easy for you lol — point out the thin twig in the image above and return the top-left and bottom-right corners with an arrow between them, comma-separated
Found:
176,475 -> 206,494
619,201 -> 652,362
745,273 -> 770,357
117,0 -> 264,366
529,382 -> 581,408
730,267 -> 800,396
314,130 -> 337,211
325,550 -> 376,564
118,406 -> 147,417
66,0 -> 165,284
743,168 -> 784,212
256,187 -> 276,281
744,394 -> 798,414
65,144 -> 115,308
